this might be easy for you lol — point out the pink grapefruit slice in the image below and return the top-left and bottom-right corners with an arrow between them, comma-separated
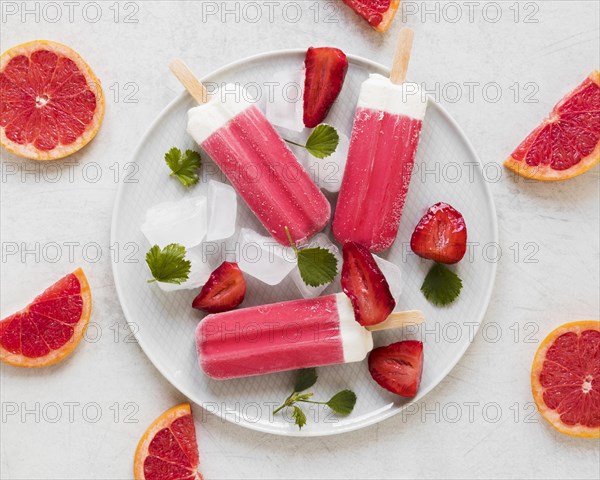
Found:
0,268 -> 92,368
505,71 -> 600,181
342,0 -> 400,33
134,403 -> 202,480
531,321 -> 600,438
0,40 -> 105,160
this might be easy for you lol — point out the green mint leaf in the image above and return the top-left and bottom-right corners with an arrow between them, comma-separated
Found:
292,406 -> 307,430
294,368 -> 318,392
326,389 -> 357,415
297,247 -> 338,287
165,147 -> 202,187
145,244 -> 191,284
305,124 -> 339,159
421,263 -> 463,306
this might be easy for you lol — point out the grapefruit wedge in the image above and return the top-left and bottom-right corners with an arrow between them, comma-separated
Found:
342,0 -> 400,32
0,40 -> 105,160
531,321 -> 600,438
0,268 -> 92,368
134,403 -> 202,480
505,71 -> 600,181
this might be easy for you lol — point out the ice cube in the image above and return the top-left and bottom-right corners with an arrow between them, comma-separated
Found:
237,228 -> 296,285
374,255 -> 402,304
156,246 -> 212,292
265,69 -> 305,132
141,196 -> 208,248
206,180 -> 237,241
300,131 -> 349,193
290,233 -> 342,298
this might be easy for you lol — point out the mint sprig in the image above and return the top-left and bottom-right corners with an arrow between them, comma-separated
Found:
421,263 -> 462,306
165,147 -> 202,187
285,227 -> 338,287
146,243 -> 191,284
273,368 -> 357,430
285,124 -> 340,159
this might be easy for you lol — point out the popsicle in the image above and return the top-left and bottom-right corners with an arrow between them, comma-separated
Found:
332,28 -> 428,252
196,293 -> 424,380
169,59 -> 331,246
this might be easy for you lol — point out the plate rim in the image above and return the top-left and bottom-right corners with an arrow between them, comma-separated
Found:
110,48 -> 499,437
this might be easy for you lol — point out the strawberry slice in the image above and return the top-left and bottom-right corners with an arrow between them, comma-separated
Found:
341,242 -> 395,326
192,262 -> 246,314
410,202 -> 467,264
303,47 -> 348,128
342,0 -> 401,33
368,341 -> 424,398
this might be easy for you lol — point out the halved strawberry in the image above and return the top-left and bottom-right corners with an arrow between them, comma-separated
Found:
303,47 -> 348,128
410,202 -> 467,264
192,262 -> 246,314
341,242 -> 395,326
342,0 -> 400,33
368,341 -> 424,398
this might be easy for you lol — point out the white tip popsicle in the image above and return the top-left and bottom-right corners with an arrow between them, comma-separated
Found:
332,28 -> 428,252
169,59 -> 331,247
196,293 -> 424,380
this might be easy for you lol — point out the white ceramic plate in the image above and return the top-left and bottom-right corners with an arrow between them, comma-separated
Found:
111,50 -> 498,437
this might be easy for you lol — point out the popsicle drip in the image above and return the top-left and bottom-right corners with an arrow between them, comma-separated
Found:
333,107 -> 423,251
201,105 -> 331,246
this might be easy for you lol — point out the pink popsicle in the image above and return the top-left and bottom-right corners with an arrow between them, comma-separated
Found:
333,102 -> 424,251
198,104 -> 330,246
169,59 -> 331,245
196,294 -> 372,380
333,28 -> 427,252
170,59 -> 330,247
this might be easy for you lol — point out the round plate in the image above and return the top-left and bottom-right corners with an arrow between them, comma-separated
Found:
111,50 -> 498,437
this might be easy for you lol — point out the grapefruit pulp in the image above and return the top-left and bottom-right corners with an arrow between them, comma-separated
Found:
134,403 -> 202,480
505,71 -> 600,181
531,321 -> 600,438
0,40 -> 105,160
0,268 -> 92,368
342,0 -> 400,32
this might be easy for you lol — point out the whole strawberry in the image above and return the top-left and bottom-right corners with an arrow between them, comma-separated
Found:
410,202 -> 467,264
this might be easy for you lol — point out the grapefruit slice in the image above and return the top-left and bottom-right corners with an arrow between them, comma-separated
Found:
0,40 -> 105,160
531,321 -> 600,438
134,403 -> 202,480
342,0 -> 400,32
0,268 -> 92,368
505,71 -> 600,181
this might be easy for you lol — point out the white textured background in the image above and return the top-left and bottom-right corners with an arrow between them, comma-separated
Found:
1,1 -> 599,479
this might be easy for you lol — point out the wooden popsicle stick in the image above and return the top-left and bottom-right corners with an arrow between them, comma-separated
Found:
169,58 -> 211,104
389,27 -> 415,85
365,310 -> 424,332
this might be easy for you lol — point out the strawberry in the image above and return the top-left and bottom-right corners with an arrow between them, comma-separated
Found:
192,262 -> 246,313
410,202 -> 467,264
341,242 -> 395,326
303,47 -> 348,128
368,341 -> 424,398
